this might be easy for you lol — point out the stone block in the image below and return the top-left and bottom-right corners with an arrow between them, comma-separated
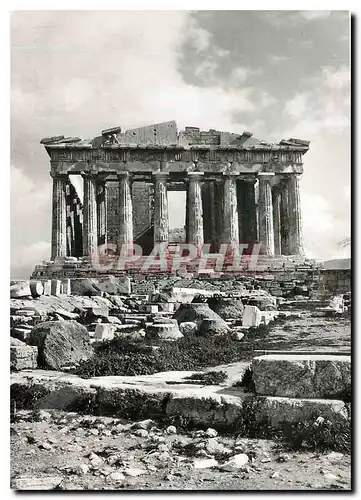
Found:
30,280 -> 44,298
158,302 -> 175,313
94,324 -> 117,341
61,279 -> 71,295
42,280 -> 52,296
51,280 -> 61,296
252,354 -> 351,398
16,310 -> 36,317
29,320 -> 93,370
11,327 -> 32,342
10,340 -> 38,371
145,323 -> 183,341
254,396 -> 348,428
179,321 -> 198,336
242,305 -> 262,328
10,281 -> 31,299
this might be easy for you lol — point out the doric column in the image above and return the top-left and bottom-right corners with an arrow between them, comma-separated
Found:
187,172 -> 204,251
118,172 -> 133,250
153,172 -> 169,245
243,178 -> 258,245
258,172 -> 275,256
222,173 -> 239,250
272,186 -> 282,255
82,174 -> 98,258
97,182 -> 107,248
280,181 -> 290,255
51,174 -> 67,259
201,181 -> 216,249
288,174 -> 305,255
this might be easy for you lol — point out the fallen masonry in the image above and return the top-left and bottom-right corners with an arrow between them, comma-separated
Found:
10,271 -> 351,464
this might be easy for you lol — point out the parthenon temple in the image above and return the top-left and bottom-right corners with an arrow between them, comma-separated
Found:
40,121 -> 309,272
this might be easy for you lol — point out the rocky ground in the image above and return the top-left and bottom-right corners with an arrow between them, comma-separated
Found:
11,410 -> 351,491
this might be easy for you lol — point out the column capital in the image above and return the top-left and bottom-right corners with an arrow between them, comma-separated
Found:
81,171 -> 96,180
117,171 -> 130,180
258,172 -> 275,181
222,172 -> 239,178
241,176 -> 257,184
187,171 -> 204,180
50,172 -> 68,180
153,171 -> 169,180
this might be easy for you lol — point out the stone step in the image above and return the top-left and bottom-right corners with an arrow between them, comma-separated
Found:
252,354 -> 351,399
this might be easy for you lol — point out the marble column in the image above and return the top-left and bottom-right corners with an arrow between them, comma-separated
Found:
280,181 -> 290,255
243,178 -> 258,245
118,172 -> 133,250
201,181 -> 217,250
51,174 -> 67,259
153,172 -> 169,245
82,174 -> 98,258
222,173 -> 239,250
288,174 -> 305,255
258,172 -> 275,256
187,172 -> 204,251
272,186 -> 282,256
97,182 -> 107,247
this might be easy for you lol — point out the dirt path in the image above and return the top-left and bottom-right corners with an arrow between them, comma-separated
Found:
11,411 -> 351,491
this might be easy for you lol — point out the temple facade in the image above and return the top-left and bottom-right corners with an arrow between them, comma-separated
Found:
42,121 -> 309,261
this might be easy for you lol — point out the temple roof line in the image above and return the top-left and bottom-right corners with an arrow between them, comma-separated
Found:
41,120 -> 310,151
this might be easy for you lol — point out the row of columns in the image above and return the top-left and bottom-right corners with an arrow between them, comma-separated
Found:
51,171 -> 304,259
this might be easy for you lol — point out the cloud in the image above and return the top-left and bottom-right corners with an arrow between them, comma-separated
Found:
11,165 -> 51,278
300,11 -> 332,21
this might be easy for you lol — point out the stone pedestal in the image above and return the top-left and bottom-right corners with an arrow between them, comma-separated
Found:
288,174 -> 305,255
272,187 -> 282,256
82,174 -> 98,258
51,175 -> 67,259
118,173 -> 133,250
153,172 -> 169,245
187,172 -> 204,251
222,173 -> 239,251
258,173 -> 275,256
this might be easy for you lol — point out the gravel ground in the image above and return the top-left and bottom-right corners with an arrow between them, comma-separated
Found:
11,410 -> 351,491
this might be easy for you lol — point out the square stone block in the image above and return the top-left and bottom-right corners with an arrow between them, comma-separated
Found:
252,354 -> 351,398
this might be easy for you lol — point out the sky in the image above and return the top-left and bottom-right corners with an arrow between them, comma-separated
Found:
10,10 -> 351,278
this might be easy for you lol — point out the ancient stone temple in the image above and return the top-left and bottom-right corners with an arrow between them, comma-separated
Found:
34,121 -> 309,277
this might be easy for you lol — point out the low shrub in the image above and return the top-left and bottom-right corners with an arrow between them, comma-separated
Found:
73,335 -> 253,379
183,370 -> 228,385
280,416 -> 351,454
233,366 -> 255,392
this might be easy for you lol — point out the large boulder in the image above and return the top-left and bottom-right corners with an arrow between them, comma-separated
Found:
70,279 -> 100,297
198,318 -> 230,337
10,281 -> 31,299
10,338 -> 38,370
207,297 -> 244,320
28,320 -> 94,370
173,303 -> 230,336
252,354 -> 351,399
